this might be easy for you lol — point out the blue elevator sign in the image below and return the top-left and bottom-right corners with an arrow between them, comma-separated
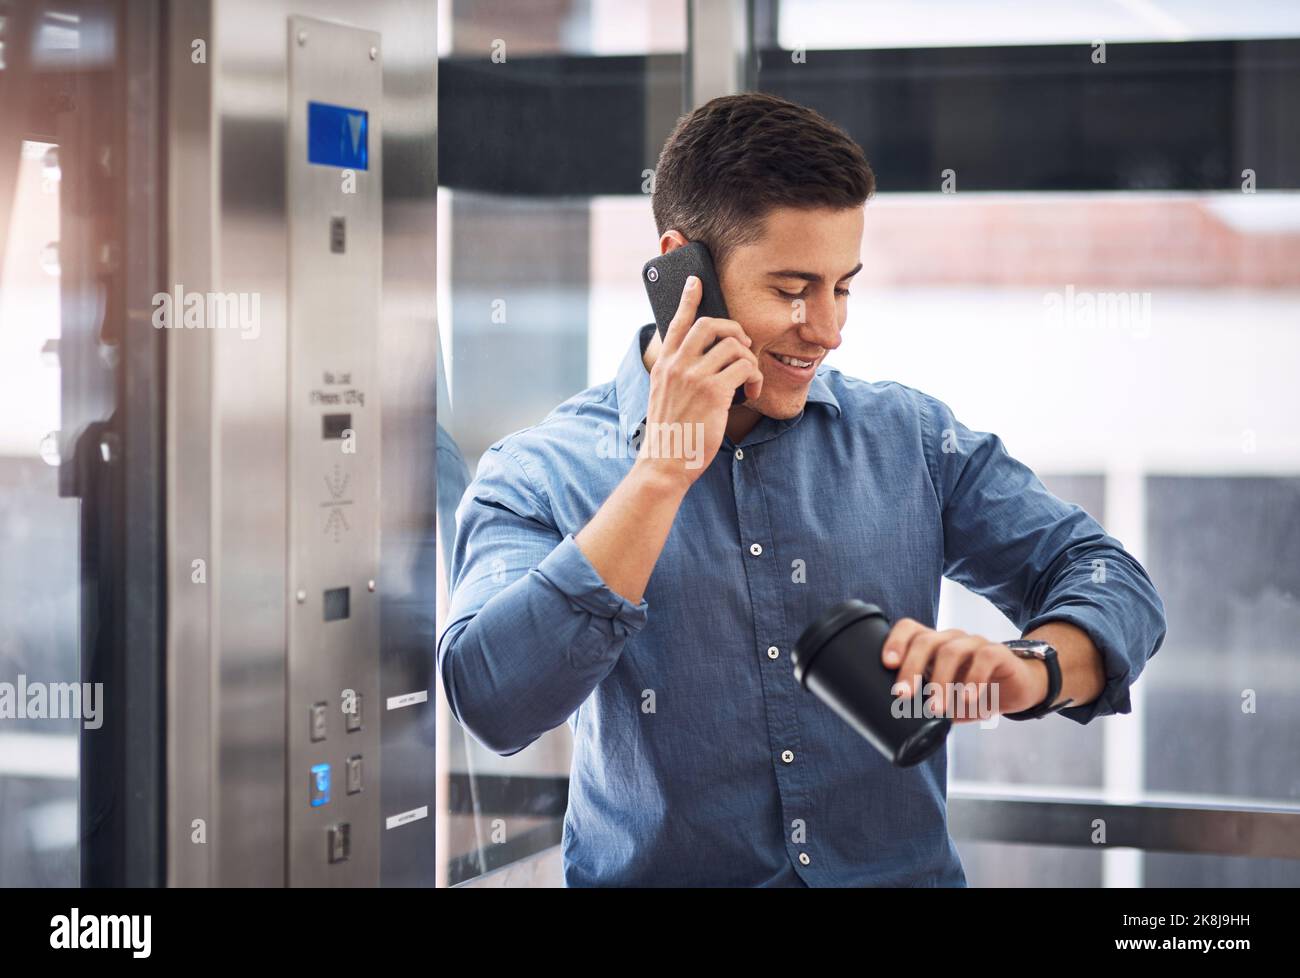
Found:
307,101 -> 369,170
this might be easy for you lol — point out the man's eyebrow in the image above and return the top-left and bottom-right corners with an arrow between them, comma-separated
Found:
766,262 -> 863,284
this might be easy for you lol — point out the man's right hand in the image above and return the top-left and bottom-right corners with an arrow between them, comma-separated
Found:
637,275 -> 763,491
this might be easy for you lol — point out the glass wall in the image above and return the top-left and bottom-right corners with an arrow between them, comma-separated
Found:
755,0 -> 1300,886
435,0 -> 687,886
1,0 -> 142,886
0,136 -> 81,887
436,0 -> 1300,886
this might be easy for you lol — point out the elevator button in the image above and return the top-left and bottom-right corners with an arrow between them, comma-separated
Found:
328,823 -> 350,863
310,763 -> 331,807
345,692 -> 363,732
310,702 -> 328,742
322,412 -> 352,439
323,586 -> 350,622
346,755 -> 363,795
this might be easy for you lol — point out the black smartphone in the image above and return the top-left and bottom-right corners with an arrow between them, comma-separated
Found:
641,241 -> 747,406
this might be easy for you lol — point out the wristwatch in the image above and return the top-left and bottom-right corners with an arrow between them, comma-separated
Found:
1000,639 -> 1074,720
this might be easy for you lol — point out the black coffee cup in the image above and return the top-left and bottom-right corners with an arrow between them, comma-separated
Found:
792,599 -> 951,767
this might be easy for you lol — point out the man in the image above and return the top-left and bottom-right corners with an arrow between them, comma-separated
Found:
438,92 -> 1167,887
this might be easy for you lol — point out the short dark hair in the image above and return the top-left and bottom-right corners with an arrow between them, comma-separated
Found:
651,92 -> 875,271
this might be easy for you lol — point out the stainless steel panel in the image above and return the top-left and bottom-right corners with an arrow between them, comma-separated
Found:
166,0 -> 436,886
286,13 -> 383,887
166,0 -> 226,887
452,845 -> 564,888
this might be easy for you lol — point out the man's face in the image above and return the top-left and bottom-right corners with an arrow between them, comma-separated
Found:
714,205 -> 863,420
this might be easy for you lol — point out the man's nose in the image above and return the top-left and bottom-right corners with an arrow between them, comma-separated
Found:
799,293 -> 842,350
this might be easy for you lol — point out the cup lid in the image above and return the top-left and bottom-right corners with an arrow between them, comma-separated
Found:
791,599 -> 887,687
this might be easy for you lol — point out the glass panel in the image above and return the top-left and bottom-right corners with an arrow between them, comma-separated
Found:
1144,476 -> 1300,813
0,139 -> 81,887
757,0 -> 1300,886
2,0 -> 127,887
435,0 -> 686,887
773,0 -> 1300,49
946,475 -> 1108,793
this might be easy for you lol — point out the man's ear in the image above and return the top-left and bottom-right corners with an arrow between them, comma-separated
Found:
659,229 -> 689,254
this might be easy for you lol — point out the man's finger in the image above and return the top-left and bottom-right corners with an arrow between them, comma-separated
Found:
699,336 -> 756,377
661,275 -> 702,354
893,627 -> 964,700
960,645 -> 1003,721
719,354 -> 763,397
882,618 -> 925,669
682,316 -> 751,358
926,635 -> 985,716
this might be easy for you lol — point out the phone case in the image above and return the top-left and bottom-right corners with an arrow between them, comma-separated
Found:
641,242 -> 746,406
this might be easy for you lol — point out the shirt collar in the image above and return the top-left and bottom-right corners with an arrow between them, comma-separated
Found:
615,323 -> 842,428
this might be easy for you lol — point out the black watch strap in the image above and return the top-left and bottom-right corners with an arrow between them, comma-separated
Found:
1001,640 -> 1073,720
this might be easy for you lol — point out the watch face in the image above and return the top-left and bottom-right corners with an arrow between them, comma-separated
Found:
1004,640 -> 1051,659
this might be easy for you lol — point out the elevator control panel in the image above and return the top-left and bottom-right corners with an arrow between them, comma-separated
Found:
286,15 -> 382,886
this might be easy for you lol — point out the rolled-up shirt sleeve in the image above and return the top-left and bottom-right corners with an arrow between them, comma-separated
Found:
918,391 -> 1168,725
437,442 -> 649,755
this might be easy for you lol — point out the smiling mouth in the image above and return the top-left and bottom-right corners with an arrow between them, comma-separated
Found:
768,351 -> 818,369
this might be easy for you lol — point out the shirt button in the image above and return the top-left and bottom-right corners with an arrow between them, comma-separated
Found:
767,646 -> 779,660
799,852 -> 811,866
749,543 -> 763,556
734,448 -> 744,460
781,749 -> 794,763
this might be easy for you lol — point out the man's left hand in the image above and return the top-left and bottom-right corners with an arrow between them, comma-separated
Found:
881,618 -> 1049,723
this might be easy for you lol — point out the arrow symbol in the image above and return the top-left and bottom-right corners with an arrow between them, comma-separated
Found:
347,112 -> 363,155
324,464 -> 349,500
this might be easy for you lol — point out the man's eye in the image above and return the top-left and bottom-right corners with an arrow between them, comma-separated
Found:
776,287 -> 852,299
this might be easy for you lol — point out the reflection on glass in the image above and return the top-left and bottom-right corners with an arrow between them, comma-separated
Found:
436,0 -> 1300,886
756,5 -> 1300,886
0,140 -> 80,886
774,0 -> 1300,49
435,0 -> 687,886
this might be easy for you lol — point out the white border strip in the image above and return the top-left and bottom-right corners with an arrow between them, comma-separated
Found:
387,690 -> 428,710
386,805 -> 429,830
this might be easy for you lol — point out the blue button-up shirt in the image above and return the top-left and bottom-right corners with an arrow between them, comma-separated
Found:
438,323 -> 1167,887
